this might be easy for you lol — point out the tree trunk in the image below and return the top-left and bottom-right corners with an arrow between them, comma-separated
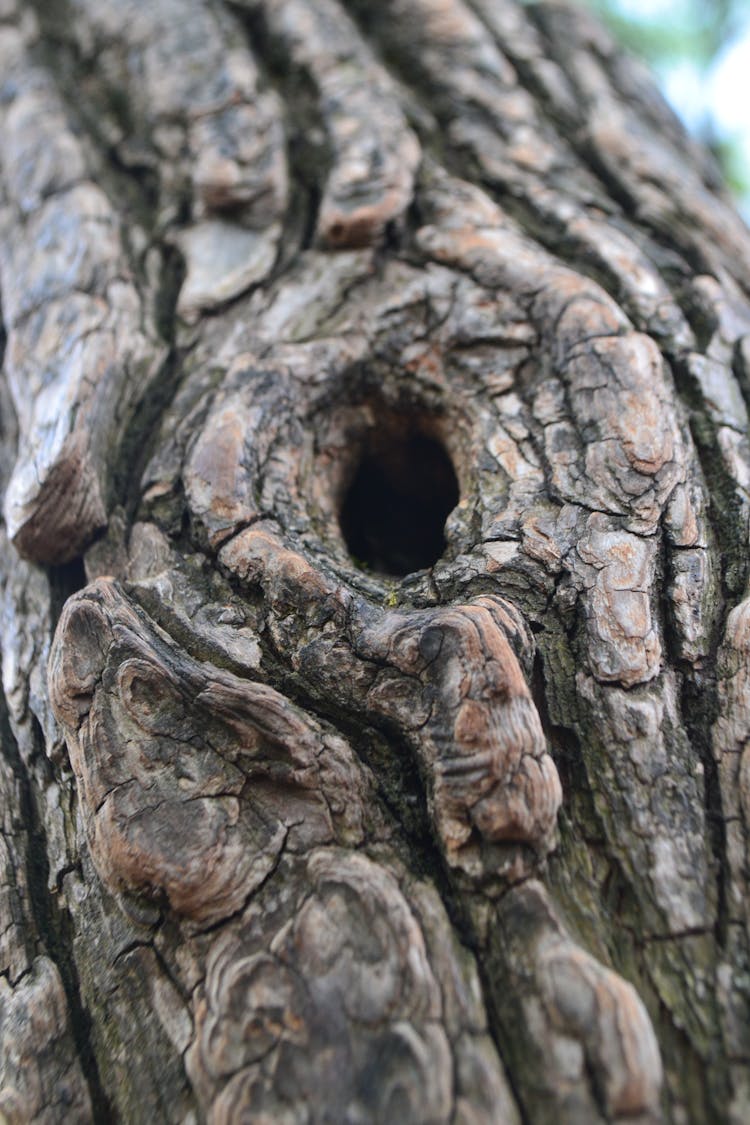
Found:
2,0 -> 750,1120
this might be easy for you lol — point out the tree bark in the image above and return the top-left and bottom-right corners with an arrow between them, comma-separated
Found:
2,0 -> 750,1121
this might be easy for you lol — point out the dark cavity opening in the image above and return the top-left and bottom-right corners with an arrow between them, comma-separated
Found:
339,415 -> 459,577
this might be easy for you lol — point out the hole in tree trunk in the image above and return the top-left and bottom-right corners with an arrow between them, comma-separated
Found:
339,411 -> 460,577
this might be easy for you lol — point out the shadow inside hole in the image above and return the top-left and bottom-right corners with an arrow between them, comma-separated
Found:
339,422 -> 459,577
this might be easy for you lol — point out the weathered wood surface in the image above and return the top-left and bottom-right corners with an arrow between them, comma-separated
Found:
2,0 -> 750,1120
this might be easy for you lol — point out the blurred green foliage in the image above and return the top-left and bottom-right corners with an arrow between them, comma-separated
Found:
586,0 -> 744,66
581,0 -> 750,211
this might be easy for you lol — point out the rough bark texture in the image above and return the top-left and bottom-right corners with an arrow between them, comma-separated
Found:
2,0 -> 750,1121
